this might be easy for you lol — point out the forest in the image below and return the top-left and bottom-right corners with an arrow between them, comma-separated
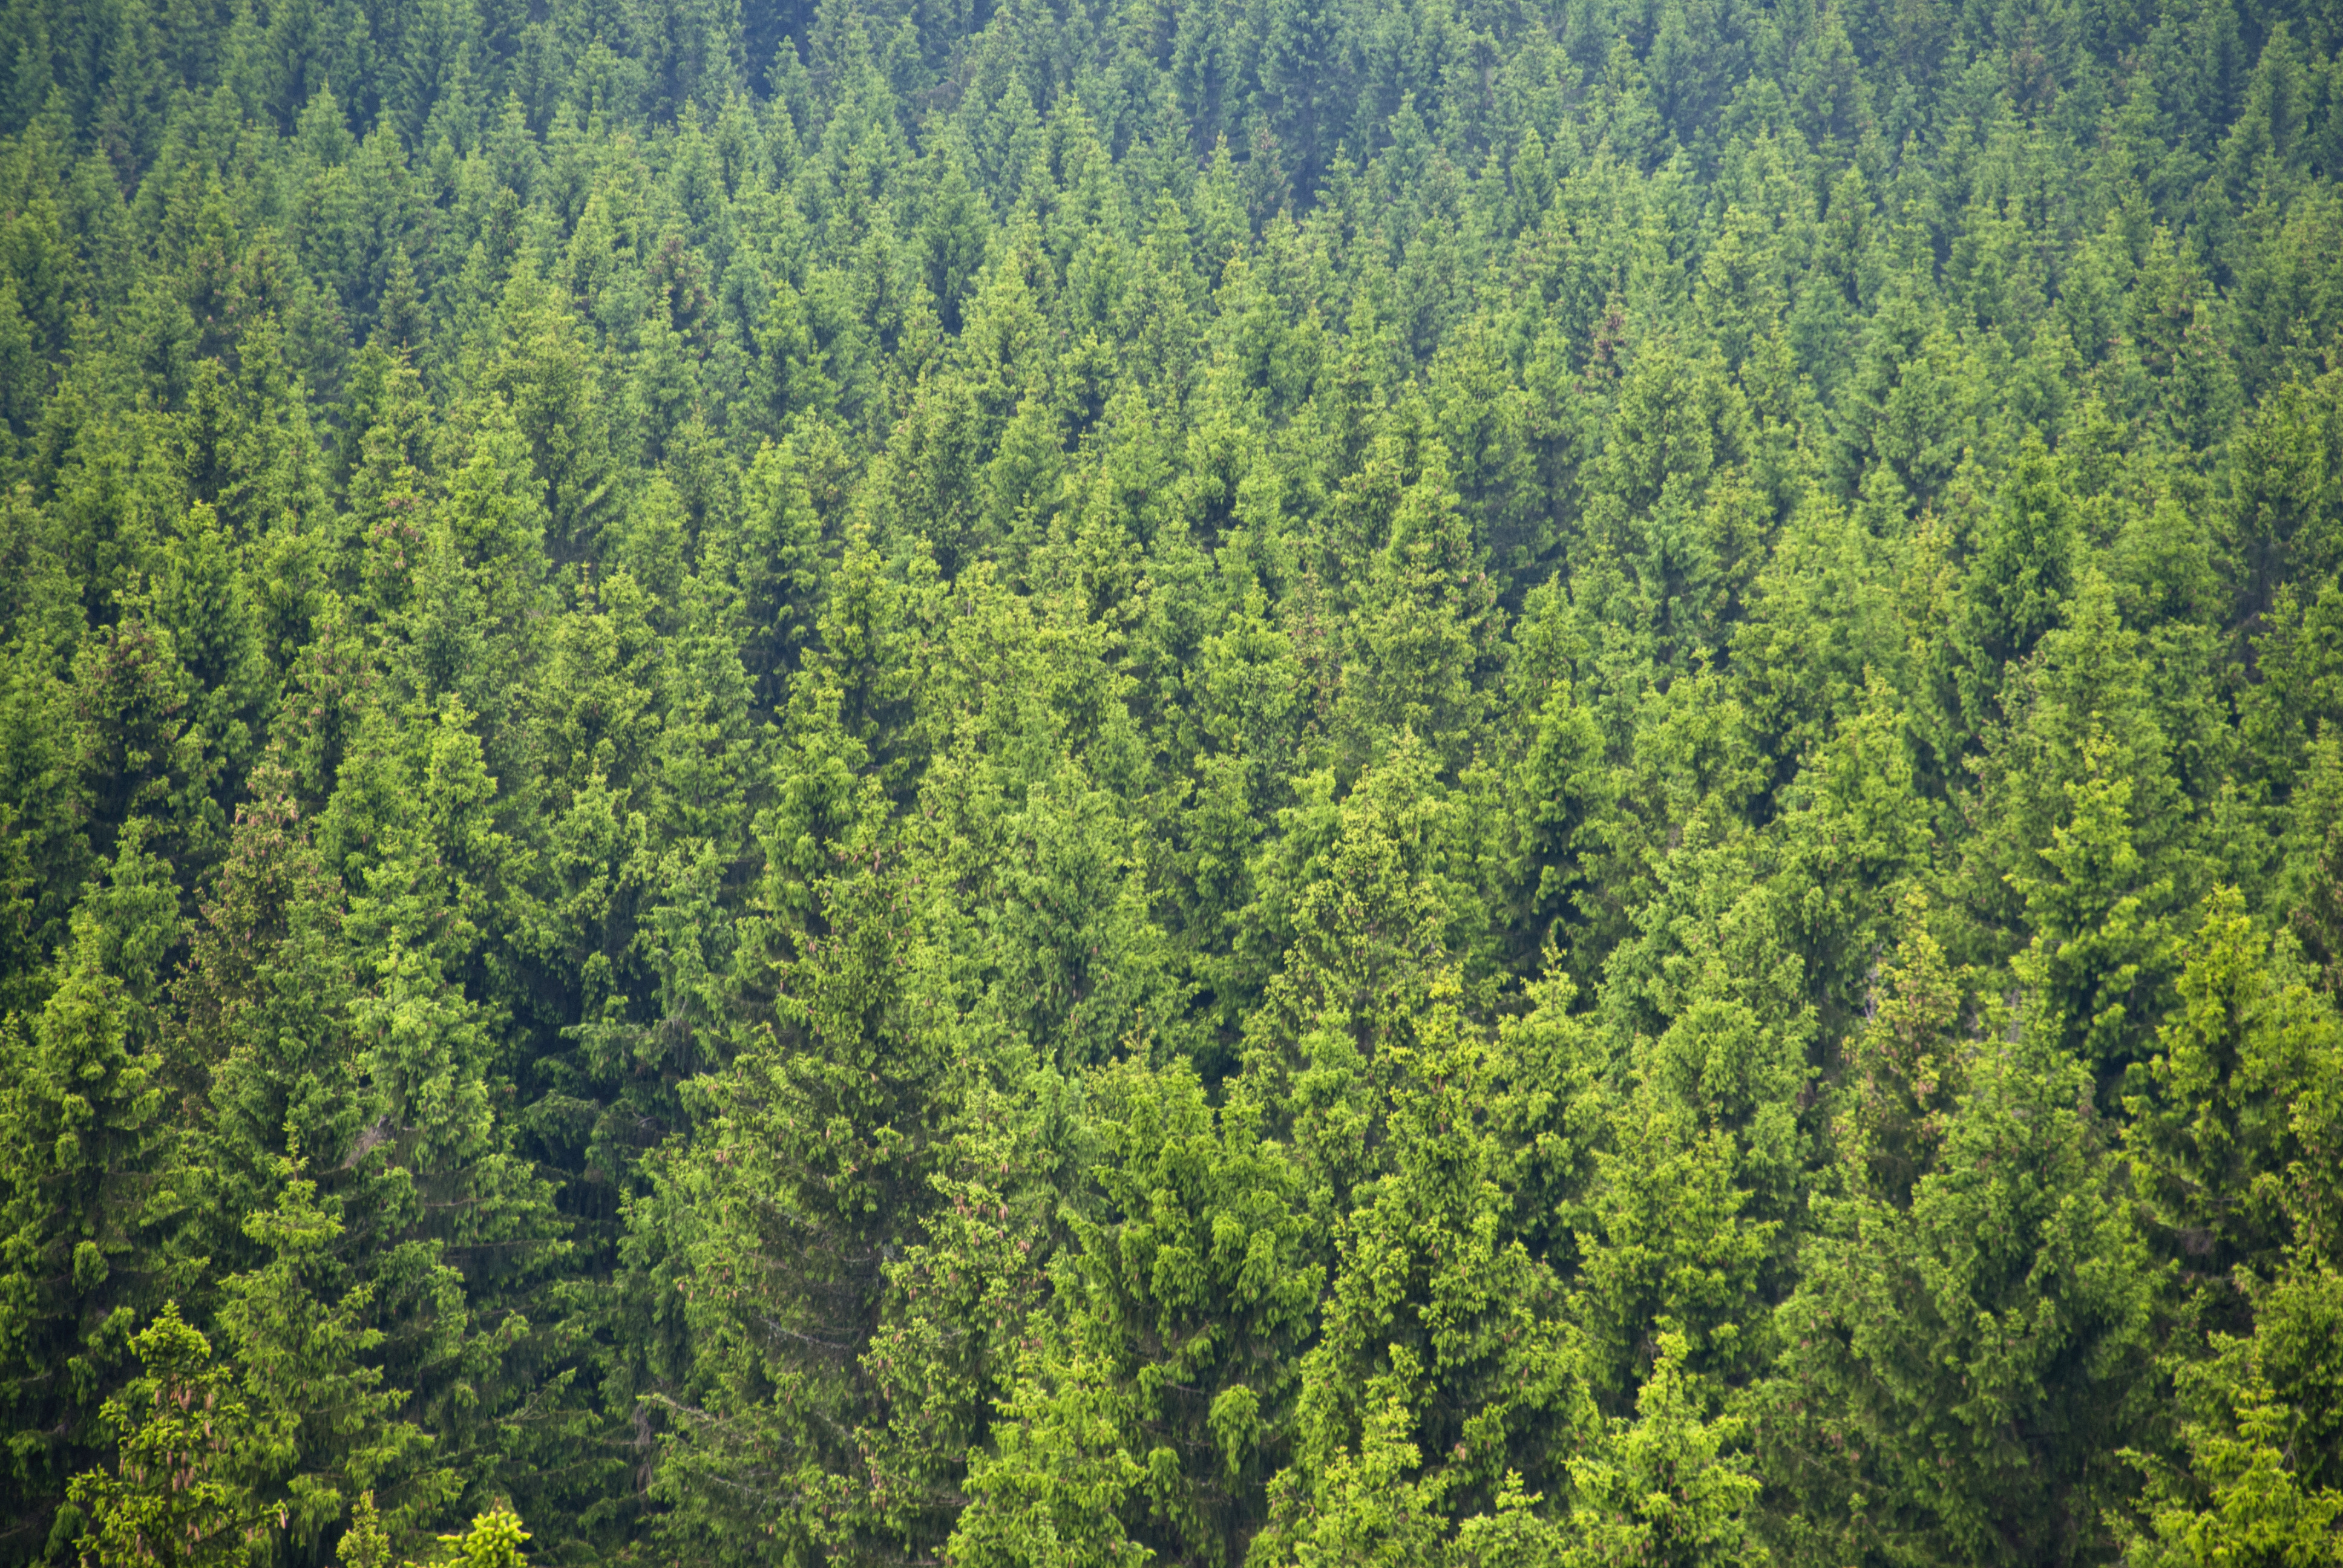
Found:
1,0 -> 2342,1560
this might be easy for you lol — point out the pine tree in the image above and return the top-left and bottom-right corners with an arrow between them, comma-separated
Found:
1954,430 -> 2077,737
952,1057 -> 1318,1568
65,1304 -> 258,1568
215,1149 -> 456,1553
0,3 -> 2330,1562
1254,970 -> 1590,1561
0,828 -> 188,1555
1762,976 -> 2158,1567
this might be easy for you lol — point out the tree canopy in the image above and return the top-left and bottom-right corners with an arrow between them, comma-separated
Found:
3,0 -> 2343,1563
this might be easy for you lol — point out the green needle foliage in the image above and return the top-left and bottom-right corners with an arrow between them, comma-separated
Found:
0,0 -> 2339,1564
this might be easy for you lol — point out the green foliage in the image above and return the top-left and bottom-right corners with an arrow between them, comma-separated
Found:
0,2 -> 2339,1565
430,1509 -> 529,1568
67,1304 -> 257,1568
1764,1010 -> 2159,1567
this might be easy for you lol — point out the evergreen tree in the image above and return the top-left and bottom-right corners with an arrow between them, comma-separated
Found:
65,1304 -> 258,1568
0,1 -> 2332,1560
0,830 -> 187,1557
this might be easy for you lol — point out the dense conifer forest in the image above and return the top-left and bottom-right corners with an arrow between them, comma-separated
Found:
2,0 -> 2343,1560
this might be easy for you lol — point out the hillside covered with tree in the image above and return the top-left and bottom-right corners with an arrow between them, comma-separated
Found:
2,0 -> 2343,1561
